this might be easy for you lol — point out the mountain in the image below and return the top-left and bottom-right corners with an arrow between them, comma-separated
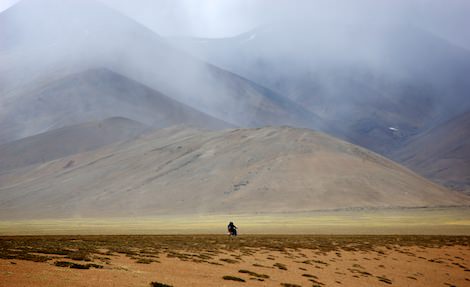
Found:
392,111 -> 470,193
0,68 -> 230,144
0,117 -> 147,173
1,126 -> 468,220
0,0 -> 323,144
169,21 -> 470,155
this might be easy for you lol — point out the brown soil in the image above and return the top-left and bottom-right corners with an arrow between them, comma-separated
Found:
0,235 -> 469,286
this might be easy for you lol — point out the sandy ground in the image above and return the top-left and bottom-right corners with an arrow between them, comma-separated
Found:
1,236 -> 469,287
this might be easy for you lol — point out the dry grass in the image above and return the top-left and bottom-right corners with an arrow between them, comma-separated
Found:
1,234 -> 469,265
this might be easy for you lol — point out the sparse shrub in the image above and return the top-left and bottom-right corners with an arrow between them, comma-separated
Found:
238,269 -> 269,278
136,258 -> 154,264
66,251 -> 92,261
377,275 -> 392,284
273,262 -> 287,270
70,263 -> 90,269
302,273 -> 318,279
54,261 -> 102,269
54,261 -> 73,267
253,263 -> 272,268
149,282 -> 173,287
220,258 -> 238,264
223,275 -> 246,282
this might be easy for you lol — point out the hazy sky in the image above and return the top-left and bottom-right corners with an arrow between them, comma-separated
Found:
0,0 -> 17,12
1,0 -> 469,48
100,0 -> 470,49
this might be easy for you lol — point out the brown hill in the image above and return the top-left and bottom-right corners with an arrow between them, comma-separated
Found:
392,111 -> 470,192
0,117 -> 147,173
0,126 -> 468,220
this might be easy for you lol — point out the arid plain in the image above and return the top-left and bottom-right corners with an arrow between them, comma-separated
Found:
1,235 -> 469,287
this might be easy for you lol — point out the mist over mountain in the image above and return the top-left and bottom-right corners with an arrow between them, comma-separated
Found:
169,20 -> 470,155
0,68 -> 230,143
0,0 -> 323,143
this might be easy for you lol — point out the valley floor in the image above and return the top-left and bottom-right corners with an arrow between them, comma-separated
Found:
0,235 -> 469,287
1,207 -> 470,235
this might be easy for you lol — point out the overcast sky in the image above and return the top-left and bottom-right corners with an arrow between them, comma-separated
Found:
0,0 -> 17,12
103,0 -> 470,49
1,0 -> 469,48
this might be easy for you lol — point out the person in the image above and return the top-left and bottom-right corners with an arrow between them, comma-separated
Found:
227,221 -> 238,237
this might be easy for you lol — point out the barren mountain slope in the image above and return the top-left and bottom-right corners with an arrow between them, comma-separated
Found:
0,126 -> 468,220
392,111 -> 470,192
0,68 -> 229,143
0,117 -> 147,173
